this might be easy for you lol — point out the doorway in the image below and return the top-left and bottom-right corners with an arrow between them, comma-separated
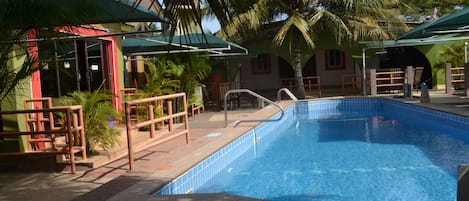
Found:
39,39 -> 111,97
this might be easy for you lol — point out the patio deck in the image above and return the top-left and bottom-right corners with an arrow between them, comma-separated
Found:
1,90 -> 469,201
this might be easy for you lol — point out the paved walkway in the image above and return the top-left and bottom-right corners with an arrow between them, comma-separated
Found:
2,90 -> 469,201
0,108 -> 267,201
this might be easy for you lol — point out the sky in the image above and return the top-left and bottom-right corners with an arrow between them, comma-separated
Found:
156,0 -> 221,33
202,17 -> 221,33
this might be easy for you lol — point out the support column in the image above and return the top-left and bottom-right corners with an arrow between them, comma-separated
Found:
369,69 -> 377,96
362,48 -> 367,96
405,66 -> 414,97
445,63 -> 452,95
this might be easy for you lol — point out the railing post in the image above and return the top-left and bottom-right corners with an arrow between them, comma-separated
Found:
125,102 -> 135,172
66,108 -> 76,174
72,113 -> 79,146
446,63 -> 452,94
148,104 -> 155,138
465,63 -> 469,97
167,101 -> 173,131
182,94 -> 190,144
78,107 -> 86,160
369,69 -> 377,96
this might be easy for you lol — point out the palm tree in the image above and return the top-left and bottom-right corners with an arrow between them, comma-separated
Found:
205,0 -> 407,98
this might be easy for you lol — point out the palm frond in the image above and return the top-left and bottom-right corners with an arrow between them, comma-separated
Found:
274,12 -> 315,48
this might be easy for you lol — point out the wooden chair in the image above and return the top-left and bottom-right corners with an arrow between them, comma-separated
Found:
219,82 -> 238,110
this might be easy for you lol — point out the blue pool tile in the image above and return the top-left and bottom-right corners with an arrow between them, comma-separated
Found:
155,98 -> 469,196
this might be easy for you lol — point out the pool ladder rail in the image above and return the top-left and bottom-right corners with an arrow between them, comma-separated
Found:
224,88 -> 297,127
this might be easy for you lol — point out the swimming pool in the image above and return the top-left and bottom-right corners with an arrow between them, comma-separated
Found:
156,98 -> 469,200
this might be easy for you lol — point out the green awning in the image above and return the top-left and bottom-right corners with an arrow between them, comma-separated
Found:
2,0 -> 166,29
362,33 -> 469,48
122,33 -> 248,56
399,8 -> 469,39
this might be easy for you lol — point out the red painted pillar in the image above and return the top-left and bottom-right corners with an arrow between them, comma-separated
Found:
28,30 -> 45,149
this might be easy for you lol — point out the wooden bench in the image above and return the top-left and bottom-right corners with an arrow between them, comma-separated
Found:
0,105 -> 86,174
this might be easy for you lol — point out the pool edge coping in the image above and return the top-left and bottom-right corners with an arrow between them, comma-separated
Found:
106,101 -> 295,201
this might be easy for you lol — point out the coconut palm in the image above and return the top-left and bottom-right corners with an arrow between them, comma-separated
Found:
204,0 -> 407,98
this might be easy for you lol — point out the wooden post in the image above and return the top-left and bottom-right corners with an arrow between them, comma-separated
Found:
78,107 -> 86,160
125,102 -> 135,172
182,94 -> 190,144
72,113 -> 79,146
369,69 -> 377,96
148,104 -> 155,138
446,63 -> 452,94
66,108 -> 76,174
167,101 -> 173,132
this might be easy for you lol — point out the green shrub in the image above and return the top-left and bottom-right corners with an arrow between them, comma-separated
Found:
56,90 -> 121,153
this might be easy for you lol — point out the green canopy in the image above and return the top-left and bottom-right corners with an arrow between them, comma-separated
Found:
122,33 -> 248,56
363,33 -> 469,48
399,8 -> 469,39
1,0 -> 166,29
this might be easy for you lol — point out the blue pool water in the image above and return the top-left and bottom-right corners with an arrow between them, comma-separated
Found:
157,99 -> 469,201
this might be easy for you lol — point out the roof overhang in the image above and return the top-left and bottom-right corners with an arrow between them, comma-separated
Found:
361,34 -> 469,49
2,0 -> 167,29
122,33 -> 248,57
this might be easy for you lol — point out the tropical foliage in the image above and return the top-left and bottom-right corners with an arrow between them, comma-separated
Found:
171,53 -> 212,105
136,53 -> 211,106
435,43 -> 466,68
202,0 -> 407,98
55,90 -> 121,152
137,59 -> 184,98
399,0 -> 469,18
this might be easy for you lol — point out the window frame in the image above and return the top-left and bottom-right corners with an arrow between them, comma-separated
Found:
325,49 -> 345,70
251,54 -> 271,74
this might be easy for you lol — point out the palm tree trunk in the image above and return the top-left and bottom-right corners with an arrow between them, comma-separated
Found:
293,37 -> 306,99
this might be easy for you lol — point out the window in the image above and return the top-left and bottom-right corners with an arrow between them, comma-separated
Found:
325,49 -> 345,70
252,54 -> 271,74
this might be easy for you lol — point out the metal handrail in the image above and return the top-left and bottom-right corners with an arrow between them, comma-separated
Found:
224,89 -> 284,127
277,88 -> 298,102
